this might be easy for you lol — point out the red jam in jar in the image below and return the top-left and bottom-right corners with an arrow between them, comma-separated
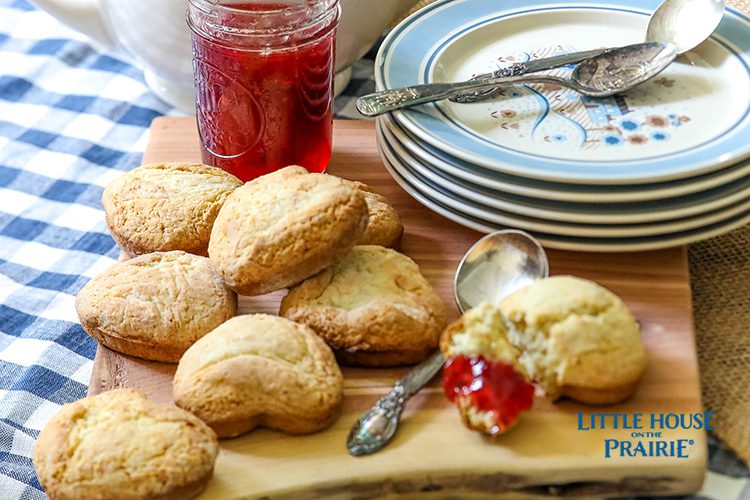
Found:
443,354 -> 535,435
188,0 -> 340,181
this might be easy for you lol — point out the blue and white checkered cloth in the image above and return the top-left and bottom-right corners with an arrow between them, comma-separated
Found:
0,1 -> 747,498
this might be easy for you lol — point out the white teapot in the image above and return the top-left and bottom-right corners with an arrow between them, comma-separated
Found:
29,0 -> 419,113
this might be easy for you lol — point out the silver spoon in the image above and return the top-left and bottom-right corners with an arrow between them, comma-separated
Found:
347,230 -> 549,456
452,0 -> 725,104
356,42 -> 676,117
648,0 -> 726,54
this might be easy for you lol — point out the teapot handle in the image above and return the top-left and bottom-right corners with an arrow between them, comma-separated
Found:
28,0 -> 114,47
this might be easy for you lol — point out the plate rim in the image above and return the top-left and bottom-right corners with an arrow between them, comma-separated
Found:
378,141 -> 750,251
380,113 -> 750,203
379,120 -> 750,225
378,122 -> 750,238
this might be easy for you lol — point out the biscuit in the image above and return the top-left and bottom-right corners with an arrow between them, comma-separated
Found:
280,245 -> 447,366
33,388 -> 218,500
75,251 -> 237,363
208,166 -> 369,296
499,276 -> 647,404
440,302 -> 532,436
173,314 -> 343,438
346,181 -> 403,248
440,302 -> 523,367
102,162 -> 242,256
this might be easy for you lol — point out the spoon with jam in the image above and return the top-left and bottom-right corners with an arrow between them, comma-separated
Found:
347,230 -> 548,455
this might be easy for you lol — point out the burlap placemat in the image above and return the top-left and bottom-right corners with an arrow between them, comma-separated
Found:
732,0 -> 750,16
676,0 -> 749,468
395,0 -> 750,466
690,227 -> 750,466
689,1 -> 750,465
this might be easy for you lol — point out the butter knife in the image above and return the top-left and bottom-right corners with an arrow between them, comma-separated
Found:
450,47 -> 607,103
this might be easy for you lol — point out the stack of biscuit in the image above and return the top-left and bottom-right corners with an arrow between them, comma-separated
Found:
74,162 -> 435,372
35,162 -> 444,499
35,161 -> 648,498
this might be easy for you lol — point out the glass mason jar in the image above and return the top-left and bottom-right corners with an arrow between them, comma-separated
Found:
187,0 -> 340,181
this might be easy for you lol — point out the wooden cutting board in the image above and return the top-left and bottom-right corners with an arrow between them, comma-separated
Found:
88,118 -> 706,499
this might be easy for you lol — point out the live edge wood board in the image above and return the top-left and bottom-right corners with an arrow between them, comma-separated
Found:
89,118 -> 706,499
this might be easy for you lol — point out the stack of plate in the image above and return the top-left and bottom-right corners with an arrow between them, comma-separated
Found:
374,0 -> 750,251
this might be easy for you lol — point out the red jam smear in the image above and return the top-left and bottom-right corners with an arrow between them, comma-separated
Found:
192,2 -> 335,181
442,354 -> 534,435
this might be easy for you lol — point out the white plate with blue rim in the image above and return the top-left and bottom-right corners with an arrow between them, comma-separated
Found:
376,0 -> 750,184
378,120 -> 750,225
377,121 -> 750,238
377,134 -> 750,251
379,113 -> 750,204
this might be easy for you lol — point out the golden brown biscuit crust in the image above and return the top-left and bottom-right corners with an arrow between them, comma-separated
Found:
440,316 -> 466,356
346,181 -> 403,248
280,245 -> 448,367
499,276 -> 647,404
33,389 -> 218,500
102,162 -> 242,256
173,314 -> 343,438
75,251 -> 237,363
208,166 -> 369,296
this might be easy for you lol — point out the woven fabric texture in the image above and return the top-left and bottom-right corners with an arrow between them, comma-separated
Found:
690,224 -> 750,466
687,0 -> 750,469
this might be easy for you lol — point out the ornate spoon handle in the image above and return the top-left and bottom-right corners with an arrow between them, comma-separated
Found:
356,81 -> 488,117
347,351 -> 445,456
357,47 -> 608,116
357,72 -> 571,117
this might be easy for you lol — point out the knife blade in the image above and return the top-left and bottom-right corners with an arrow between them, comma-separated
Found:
479,47 -> 608,81
451,47 -> 608,103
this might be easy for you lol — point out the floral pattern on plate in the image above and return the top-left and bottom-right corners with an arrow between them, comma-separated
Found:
478,46 -> 694,154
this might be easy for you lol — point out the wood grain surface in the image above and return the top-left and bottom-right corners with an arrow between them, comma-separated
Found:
88,118 -> 706,499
